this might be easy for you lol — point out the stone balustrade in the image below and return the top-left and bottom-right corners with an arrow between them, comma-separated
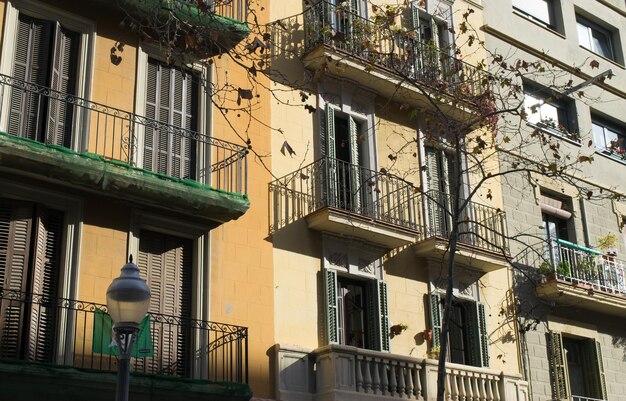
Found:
275,345 -> 528,401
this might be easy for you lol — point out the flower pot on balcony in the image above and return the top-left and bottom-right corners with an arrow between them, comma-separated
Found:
423,329 -> 432,341
390,323 -> 408,337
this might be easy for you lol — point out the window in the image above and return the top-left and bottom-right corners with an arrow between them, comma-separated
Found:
143,58 -> 199,180
523,85 -> 577,141
322,103 -> 368,212
136,229 -> 192,375
512,0 -> 556,28
547,332 -> 607,401
592,118 -> 626,159
0,198 -> 64,363
8,14 -> 79,147
322,238 -> 388,352
577,16 -> 615,61
425,147 -> 456,237
428,292 -> 489,367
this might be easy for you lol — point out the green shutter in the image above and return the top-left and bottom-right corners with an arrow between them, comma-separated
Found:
366,280 -> 389,352
348,116 -> 361,210
426,148 -> 446,236
323,268 -> 338,344
477,302 -> 489,367
581,340 -> 607,400
547,332 -> 570,400
325,104 -> 338,207
428,292 -> 442,348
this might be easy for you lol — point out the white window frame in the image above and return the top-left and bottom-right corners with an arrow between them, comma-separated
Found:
134,46 -> 211,183
0,178 -> 83,367
0,0 -> 95,151
592,117 -> 625,155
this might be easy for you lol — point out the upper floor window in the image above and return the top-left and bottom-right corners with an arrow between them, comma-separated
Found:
547,332 -> 607,401
592,117 -> 626,160
523,84 -> 578,141
576,15 -> 616,61
513,0 -> 556,29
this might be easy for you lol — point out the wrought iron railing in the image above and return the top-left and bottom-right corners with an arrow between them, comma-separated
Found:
0,289 -> 248,383
302,1 -> 488,98
547,239 -> 626,295
269,157 -> 508,253
0,73 -> 247,195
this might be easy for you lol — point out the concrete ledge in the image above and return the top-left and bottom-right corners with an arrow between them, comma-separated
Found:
536,278 -> 626,317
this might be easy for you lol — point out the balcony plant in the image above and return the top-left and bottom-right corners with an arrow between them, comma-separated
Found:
427,346 -> 440,359
556,260 -> 571,277
390,323 -> 409,337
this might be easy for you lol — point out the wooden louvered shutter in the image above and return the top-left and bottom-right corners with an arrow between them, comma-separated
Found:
137,230 -> 192,376
46,23 -> 78,148
366,280 -> 389,352
547,331 -> 570,400
325,104 -> 338,207
144,60 -> 197,179
144,61 -> 158,173
9,15 -> 52,141
25,206 -> 62,362
426,148 -> 445,236
428,292 -> 442,349
465,301 -> 489,367
581,339 -> 607,400
348,116 -> 361,211
323,268 -> 338,345
0,201 -> 32,359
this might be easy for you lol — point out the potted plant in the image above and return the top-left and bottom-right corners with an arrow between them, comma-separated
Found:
427,346 -> 440,359
423,329 -> 433,341
556,260 -> 571,277
390,323 -> 408,337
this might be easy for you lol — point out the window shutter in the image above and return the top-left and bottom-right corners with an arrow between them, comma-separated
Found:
26,205 -> 62,362
322,268 -> 338,344
464,302 -> 480,367
426,148 -> 446,236
547,332 -> 570,400
348,116 -> 361,210
325,104 -> 338,207
318,106 -> 327,158
366,279 -> 389,352
137,230 -> 192,376
46,23 -> 78,148
477,302 -> 489,367
581,339 -> 607,400
9,15 -> 52,141
144,60 -> 197,179
0,200 -> 33,359
428,292 -> 442,348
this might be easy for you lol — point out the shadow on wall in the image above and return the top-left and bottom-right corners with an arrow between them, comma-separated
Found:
611,335 -> 626,362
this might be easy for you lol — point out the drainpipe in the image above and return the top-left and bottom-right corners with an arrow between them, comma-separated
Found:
579,197 -> 591,247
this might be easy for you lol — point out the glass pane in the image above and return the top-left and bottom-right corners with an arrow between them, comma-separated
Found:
577,22 -> 592,49
524,93 -> 542,124
513,0 -> 552,25
591,28 -> 613,59
592,122 -> 606,149
540,103 -> 559,126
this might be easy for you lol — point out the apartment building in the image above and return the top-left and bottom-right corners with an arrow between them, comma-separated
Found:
0,0 -> 276,399
484,1 -> 626,401
268,1 -> 528,400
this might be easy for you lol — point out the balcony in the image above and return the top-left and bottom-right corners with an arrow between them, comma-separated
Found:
0,289 -> 249,401
269,157 -> 509,263
0,73 -> 249,223
106,0 -> 250,56
536,239 -> 626,317
301,1 -> 489,115
275,344 -> 529,401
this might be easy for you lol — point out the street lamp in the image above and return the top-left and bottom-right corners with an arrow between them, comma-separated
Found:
106,257 -> 151,401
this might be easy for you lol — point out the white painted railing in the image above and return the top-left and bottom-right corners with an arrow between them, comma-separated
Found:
444,366 -> 501,401
355,350 -> 423,399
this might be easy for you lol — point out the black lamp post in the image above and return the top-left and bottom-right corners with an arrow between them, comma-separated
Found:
106,257 -> 151,401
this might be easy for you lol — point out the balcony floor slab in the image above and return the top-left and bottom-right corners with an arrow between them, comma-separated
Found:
536,278 -> 626,317
0,358 -> 251,401
413,237 -> 509,272
306,207 -> 418,249
0,132 -> 249,224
